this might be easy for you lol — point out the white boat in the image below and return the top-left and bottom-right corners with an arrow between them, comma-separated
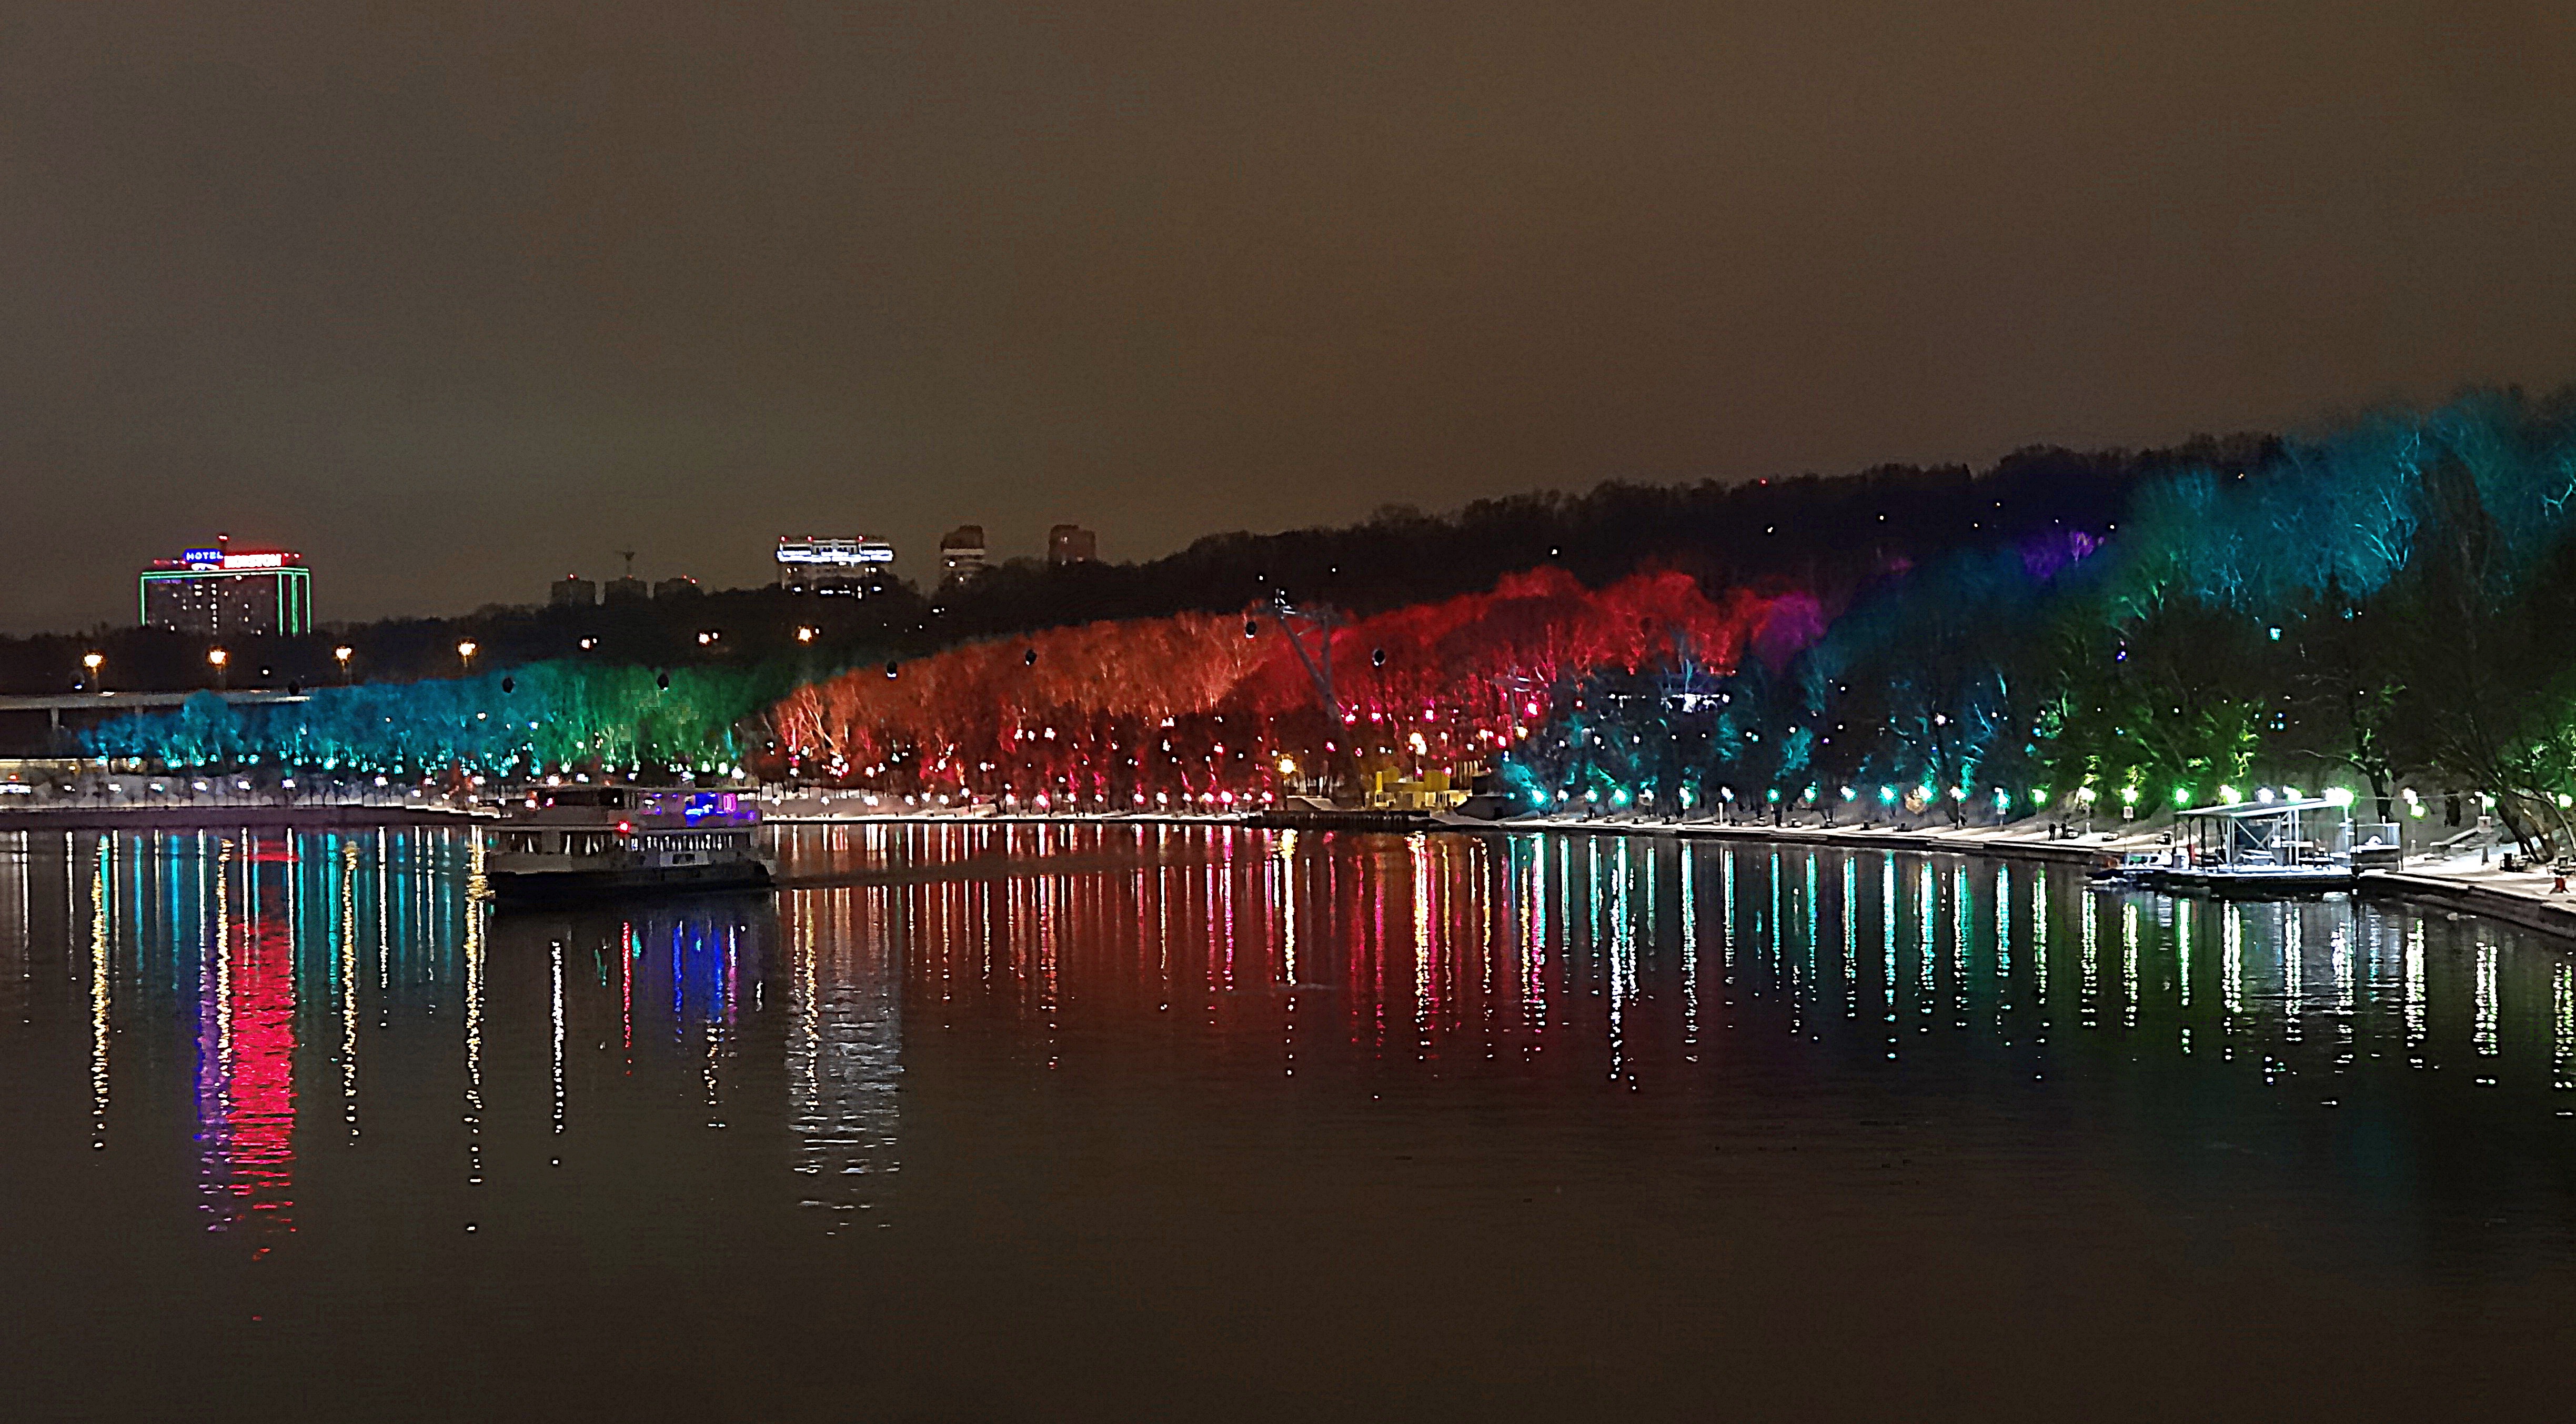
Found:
486,785 -> 773,907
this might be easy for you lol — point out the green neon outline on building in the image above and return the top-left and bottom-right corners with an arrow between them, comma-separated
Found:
138,566 -> 314,635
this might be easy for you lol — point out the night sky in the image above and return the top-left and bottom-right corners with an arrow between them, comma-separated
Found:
4,3 -> 2572,631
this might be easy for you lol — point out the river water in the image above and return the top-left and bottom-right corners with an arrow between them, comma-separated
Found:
6,822 -> 2576,1420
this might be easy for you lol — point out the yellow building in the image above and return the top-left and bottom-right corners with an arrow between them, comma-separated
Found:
1365,766 -> 1468,812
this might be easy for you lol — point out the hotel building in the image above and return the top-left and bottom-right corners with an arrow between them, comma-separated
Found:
139,540 -> 314,636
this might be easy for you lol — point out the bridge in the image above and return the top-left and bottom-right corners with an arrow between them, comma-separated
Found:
0,689 -> 311,755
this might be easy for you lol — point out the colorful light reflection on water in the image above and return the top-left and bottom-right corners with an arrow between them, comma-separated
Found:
9,821 -> 2576,1418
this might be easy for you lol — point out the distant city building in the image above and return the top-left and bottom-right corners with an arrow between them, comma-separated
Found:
1048,524 -> 1098,567
653,576 -> 701,599
600,549 -> 652,605
778,536 -> 894,596
550,574 -> 597,608
938,525 -> 988,583
139,538 -> 313,636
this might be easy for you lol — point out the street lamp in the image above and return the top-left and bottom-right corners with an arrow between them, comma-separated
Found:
796,626 -> 817,644
334,645 -> 354,681
207,647 -> 229,689
82,651 -> 103,690
457,639 -> 478,672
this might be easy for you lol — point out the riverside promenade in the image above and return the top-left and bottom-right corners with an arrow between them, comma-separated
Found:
0,784 -> 482,832
0,804 -> 479,831
761,789 -> 2576,944
1496,808 -> 2576,944
19,784 -> 2573,944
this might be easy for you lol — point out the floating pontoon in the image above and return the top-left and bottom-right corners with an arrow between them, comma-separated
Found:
2137,797 -> 2383,895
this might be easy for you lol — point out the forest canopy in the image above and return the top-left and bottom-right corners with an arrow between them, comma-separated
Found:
73,388 -> 2576,855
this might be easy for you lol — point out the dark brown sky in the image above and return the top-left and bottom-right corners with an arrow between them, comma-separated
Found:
5,2 -> 2573,630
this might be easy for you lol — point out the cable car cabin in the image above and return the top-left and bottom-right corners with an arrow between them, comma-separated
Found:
486,786 -> 772,906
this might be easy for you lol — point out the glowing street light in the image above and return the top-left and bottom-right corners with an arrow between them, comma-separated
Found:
796,626 -> 817,644
207,647 -> 229,688
82,651 -> 103,690
456,639 -> 478,671
334,645 -> 354,681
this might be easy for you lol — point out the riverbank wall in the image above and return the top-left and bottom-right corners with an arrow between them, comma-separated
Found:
1494,814 -> 2576,942
2356,870 -> 2576,942
0,804 -> 480,832
768,805 -> 2576,944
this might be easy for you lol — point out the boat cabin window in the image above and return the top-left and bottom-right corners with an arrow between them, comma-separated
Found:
539,788 -> 630,810
495,829 -> 623,856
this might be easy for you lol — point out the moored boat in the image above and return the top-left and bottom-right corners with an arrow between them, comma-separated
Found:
486,785 -> 772,907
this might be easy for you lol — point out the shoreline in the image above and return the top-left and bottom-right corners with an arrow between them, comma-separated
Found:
1477,811 -> 2576,942
0,804 -> 479,832
1496,812 -> 2576,945
12,800 -> 2570,943
767,805 -> 2576,942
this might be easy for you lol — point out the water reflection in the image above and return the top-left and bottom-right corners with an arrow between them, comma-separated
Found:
196,835 -> 300,1244
5,822 -> 2576,1262
781,885 -> 902,1220
776,821 -> 2576,1148
0,826 -> 907,1248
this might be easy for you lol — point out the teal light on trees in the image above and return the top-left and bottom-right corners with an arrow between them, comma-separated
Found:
84,660 -> 772,776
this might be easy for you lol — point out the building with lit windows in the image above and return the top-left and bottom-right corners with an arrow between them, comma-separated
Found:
937,525 -> 988,584
778,536 -> 894,595
138,540 -> 313,636
1048,524 -> 1097,566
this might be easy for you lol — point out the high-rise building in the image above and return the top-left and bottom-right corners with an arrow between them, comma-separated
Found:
139,539 -> 313,636
602,549 -> 650,604
550,574 -> 598,607
653,576 -> 701,599
1048,524 -> 1098,567
778,536 -> 894,596
937,525 -> 988,583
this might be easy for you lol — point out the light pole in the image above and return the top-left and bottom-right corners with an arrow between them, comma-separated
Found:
207,647 -> 229,690
457,639 -> 478,674
82,651 -> 103,691
335,645 -> 354,683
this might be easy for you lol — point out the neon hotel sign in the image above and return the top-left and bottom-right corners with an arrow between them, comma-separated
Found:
180,548 -> 291,570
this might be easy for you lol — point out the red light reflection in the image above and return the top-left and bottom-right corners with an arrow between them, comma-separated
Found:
197,838 -> 297,1247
